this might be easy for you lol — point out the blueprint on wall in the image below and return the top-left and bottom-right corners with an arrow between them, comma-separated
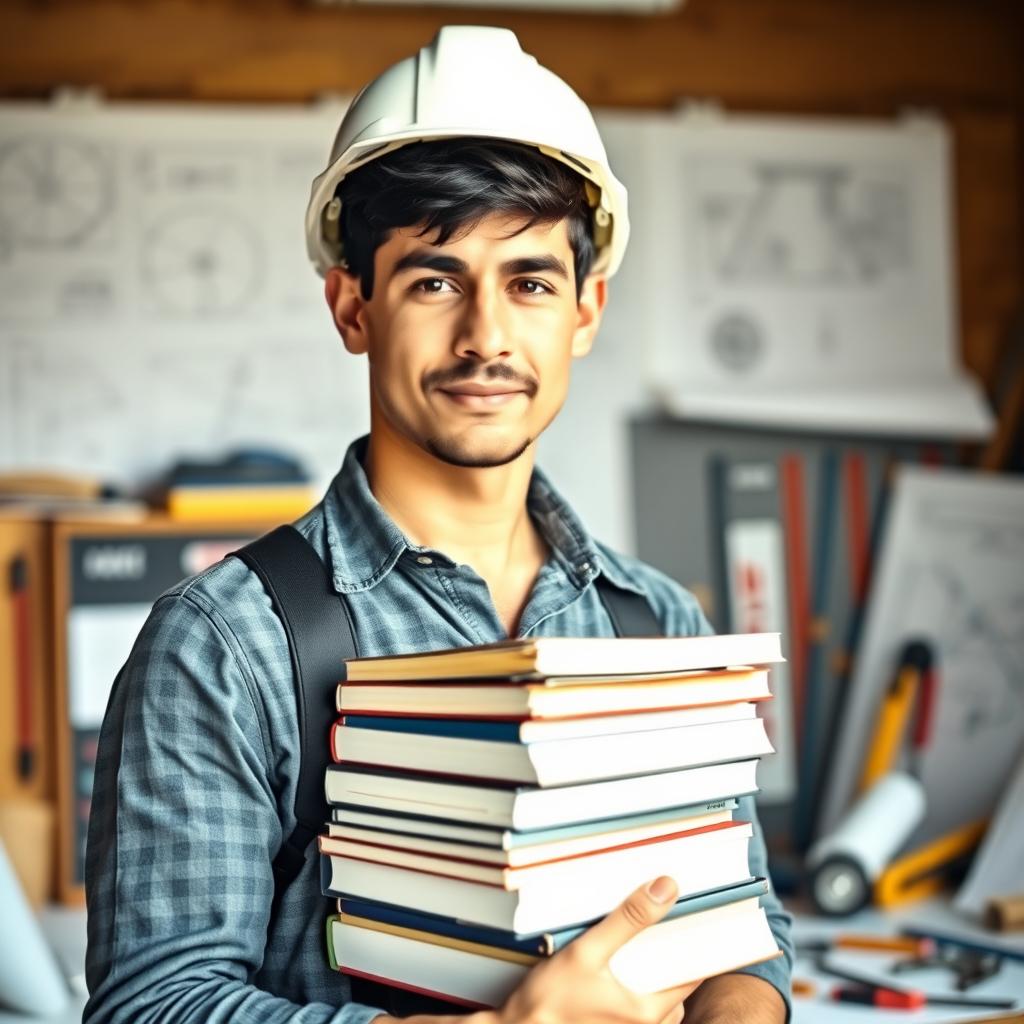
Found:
643,110 -> 993,439
0,99 -> 370,494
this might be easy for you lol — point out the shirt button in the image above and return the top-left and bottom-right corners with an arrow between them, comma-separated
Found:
578,561 -> 590,572
416,555 -> 434,566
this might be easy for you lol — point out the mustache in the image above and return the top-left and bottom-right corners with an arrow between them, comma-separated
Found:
426,362 -> 539,397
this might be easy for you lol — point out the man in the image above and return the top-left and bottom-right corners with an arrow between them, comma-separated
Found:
85,25 -> 792,1024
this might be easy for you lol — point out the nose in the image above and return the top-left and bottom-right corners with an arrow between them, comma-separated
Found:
453,288 -> 512,362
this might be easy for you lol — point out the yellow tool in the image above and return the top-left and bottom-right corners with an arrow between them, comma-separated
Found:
874,818 -> 989,909
859,640 -> 933,793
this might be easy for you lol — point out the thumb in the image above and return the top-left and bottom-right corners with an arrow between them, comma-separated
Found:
581,875 -> 679,963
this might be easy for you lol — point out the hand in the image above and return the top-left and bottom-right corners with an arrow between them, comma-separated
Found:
492,875 -> 703,1024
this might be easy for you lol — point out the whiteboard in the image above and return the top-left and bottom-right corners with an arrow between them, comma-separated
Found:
0,98 -> 370,496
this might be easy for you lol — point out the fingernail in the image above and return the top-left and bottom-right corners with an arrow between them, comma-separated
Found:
646,876 -> 676,904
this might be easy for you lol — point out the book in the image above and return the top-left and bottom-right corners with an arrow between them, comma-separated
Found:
319,815 -> 745,888
325,758 -> 760,831
328,798 -> 738,847
336,668 -> 771,718
327,895 -> 780,1004
336,877 -> 770,955
320,821 -> 754,933
325,803 -> 736,867
343,633 -> 784,682
336,702 -> 757,741
330,713 -> 773,786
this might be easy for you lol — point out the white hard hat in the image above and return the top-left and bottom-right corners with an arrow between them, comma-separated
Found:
305,25 -> 629,279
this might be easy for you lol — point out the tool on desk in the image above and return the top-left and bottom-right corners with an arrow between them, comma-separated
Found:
791,978 -> 817,998
831,984 -> 924,1010
805,771 -> 925,915
900,926 -> 1024,966
890,941 -> 1003,991
875,817 -> 988,909
798,933 -> 936,956
9,555 -> 36,782
818,958 -> 1018,1010
859,639 -> 935,792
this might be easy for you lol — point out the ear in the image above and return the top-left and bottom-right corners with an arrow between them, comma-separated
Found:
325,266 -> 370,355
570,273 -> 607,358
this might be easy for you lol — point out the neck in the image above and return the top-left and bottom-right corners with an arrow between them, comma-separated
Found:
363,415 -> 544,580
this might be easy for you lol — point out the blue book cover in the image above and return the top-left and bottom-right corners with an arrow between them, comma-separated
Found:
340,716 -> 530,742
336,877 -> 769,953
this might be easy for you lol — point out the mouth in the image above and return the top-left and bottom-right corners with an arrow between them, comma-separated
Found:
438,387 -> 527,409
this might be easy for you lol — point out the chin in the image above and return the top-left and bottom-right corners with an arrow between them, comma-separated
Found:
424,433 -> 534,469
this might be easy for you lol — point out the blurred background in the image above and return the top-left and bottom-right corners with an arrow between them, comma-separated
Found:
0,0 -> 1023,1015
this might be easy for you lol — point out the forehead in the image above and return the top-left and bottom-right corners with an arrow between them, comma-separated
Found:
382,213 -> 573,266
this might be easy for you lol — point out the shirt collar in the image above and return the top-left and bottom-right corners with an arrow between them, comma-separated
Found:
323,434 -> 642,596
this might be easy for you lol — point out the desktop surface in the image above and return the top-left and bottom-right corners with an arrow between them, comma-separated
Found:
4,899 -> 1023,1023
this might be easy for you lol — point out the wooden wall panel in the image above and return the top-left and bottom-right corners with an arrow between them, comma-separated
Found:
0,0 -> 1020,110
1,0 -> 1021,394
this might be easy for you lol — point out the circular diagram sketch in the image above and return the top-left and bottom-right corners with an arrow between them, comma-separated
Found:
142,208 -> 262,316
0,138 -> 113,247
709,311 -> 765,374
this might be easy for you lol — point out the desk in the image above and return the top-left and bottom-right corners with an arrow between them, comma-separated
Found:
4,900 -> 1023,1022
790,898 -> 1024,1023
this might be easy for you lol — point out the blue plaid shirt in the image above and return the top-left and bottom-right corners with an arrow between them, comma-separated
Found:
85,434 -> 793,1023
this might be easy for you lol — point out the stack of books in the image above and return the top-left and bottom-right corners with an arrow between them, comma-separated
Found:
320,632 -> 785,1007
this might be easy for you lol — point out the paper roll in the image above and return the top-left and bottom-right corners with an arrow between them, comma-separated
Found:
806,771 -> 926,916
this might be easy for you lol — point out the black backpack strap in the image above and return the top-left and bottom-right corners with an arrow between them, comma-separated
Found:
231,525 -> 359,912
593,573 -> 663,637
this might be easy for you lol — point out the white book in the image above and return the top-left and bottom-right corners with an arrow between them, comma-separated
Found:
337,668 -> 772,718
328,798 -> 739,848
321,822 -> 754,933
324,805 -> 735,867
325,758 -> 760,831
328,896 -> 780,1003
332,715 -> 773,786
344,633 -> 784,681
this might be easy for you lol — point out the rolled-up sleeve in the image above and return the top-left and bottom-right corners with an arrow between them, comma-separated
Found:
84,588 -> 381,1024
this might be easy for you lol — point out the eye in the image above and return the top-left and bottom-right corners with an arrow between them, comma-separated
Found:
514,279 -> 553,296
411,277 -> 458,295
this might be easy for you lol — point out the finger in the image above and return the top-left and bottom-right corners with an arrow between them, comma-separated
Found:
579,876 -> 679,963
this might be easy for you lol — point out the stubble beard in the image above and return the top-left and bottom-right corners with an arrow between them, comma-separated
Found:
424,432 -> 534,468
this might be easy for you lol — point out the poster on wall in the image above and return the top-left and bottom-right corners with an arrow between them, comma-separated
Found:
644,108 -> 993,440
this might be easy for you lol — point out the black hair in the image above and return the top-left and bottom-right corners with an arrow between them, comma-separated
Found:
337,137 -> 595,300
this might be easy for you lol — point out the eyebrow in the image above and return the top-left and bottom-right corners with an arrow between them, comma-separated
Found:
392,250 -> 569,280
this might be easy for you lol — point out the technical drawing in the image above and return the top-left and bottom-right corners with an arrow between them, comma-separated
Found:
8,342 -> 130,468
708,311 -> 765,373
693,160 -> 911,287
0,138 -> 114,247
141,207 -> 262,316
819,467 -> 1024,848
